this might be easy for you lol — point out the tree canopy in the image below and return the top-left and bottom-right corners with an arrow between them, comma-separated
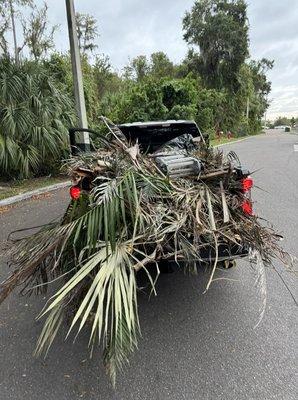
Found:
0,0 -> 274,180
75,12 -> 99,56
183,0 -> 249,91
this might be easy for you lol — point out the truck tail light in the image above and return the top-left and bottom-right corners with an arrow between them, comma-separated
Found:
237,173 -> 253,216
70,186 -> 81,200
241,199 -> 253,215
241,176 -> 253,192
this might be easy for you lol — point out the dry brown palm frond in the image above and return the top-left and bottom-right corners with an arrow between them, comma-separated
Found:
248,249 -> 267,328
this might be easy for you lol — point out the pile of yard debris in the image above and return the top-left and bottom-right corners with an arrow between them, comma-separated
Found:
0,117 -> 292,385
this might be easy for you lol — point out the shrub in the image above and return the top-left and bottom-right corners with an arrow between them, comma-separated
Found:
0,58 -> 76,179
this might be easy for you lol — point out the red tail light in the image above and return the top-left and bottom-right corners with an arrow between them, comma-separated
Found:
241,199 -> 253,215
241,176 -> 253,192
70,186 -> 81,200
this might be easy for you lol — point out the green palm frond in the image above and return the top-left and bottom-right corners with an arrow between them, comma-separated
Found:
36,241 -> 140,386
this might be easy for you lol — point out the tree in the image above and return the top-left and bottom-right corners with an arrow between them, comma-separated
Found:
234,59 -> 273,133
0,0 -> 33,63
274,117 -> 290,127
102,79 -> 166,123
248,58 -> 273,125
22,2 -> 58,60
249,59 -> 273,97
0,14 -> 9,55
150,52 -> 174,79
93,54 -> 123,97
123,55 -> 149,82
183,0 -> 249,90
162,78 -> 197,119
75,12 -> 99,55
100,77 -> 200,124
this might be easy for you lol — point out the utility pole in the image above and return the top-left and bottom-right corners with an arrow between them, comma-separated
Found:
65,0 -> 90,152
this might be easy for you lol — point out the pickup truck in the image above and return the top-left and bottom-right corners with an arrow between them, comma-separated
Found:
69,119 -> 253,269
2,118 -> 282,386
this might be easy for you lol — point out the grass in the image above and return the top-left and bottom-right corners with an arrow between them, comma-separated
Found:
211,136 -> 245,147
210,131 -> 264,147
0,176 -> 69,201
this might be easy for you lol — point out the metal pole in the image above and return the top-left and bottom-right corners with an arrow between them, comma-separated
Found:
65,0 -> 90,152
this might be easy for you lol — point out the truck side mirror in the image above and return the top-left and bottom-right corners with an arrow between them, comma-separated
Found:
68,128 -> 109,155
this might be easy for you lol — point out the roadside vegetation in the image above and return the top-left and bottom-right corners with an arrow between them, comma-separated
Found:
211,136 -> 245,146
1,0 -> 274,181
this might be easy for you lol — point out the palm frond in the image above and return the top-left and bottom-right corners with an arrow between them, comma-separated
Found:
0,59 -> 76,179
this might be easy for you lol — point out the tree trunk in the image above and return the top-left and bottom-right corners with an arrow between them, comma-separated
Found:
9,0 -> 19,64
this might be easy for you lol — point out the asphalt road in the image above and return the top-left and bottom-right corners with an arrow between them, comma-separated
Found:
0,130 -> 297,400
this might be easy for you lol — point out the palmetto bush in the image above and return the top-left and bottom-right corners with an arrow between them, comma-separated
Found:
0,58 -> 76,179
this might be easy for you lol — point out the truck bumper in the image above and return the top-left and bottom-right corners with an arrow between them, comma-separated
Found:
196,242 -> 249,263
164,242 -> 249,265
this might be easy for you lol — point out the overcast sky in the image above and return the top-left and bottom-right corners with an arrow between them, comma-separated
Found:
42,0 -> 298,120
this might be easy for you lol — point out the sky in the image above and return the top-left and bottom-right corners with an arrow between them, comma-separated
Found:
39,0 -> 298,120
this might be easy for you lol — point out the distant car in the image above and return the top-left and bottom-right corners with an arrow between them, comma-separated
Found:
275,125 -> 291,131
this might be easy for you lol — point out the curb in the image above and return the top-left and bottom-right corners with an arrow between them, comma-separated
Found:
0,181 -> 70,207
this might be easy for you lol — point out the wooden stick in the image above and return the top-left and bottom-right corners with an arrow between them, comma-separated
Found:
199,169 -> 229,180
220,180 -> 230,223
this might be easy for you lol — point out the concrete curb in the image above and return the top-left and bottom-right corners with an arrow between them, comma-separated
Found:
0,181 -> 70,207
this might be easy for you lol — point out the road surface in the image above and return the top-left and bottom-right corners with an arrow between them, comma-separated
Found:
0,130 -> 297,400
